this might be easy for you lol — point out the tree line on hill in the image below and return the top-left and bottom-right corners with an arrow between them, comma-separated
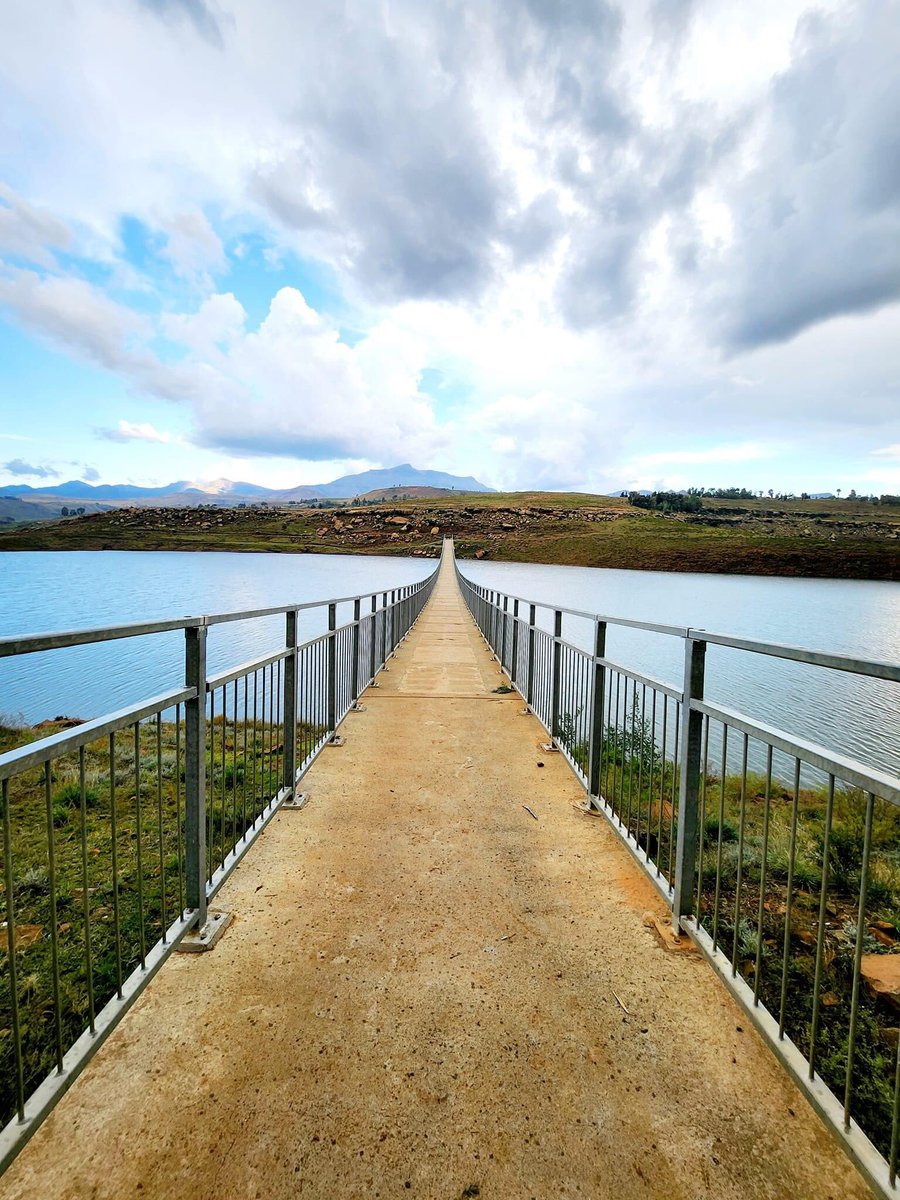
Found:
625,489 -> 900,513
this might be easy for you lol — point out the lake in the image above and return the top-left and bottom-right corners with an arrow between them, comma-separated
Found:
459,559 -> 900,779
1,550 -> 897,779
0,551 -> 436,725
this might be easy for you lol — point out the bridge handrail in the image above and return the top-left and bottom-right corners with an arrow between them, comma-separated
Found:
0,560 -> 439,1172
453,576 -> 900,682
0,586 -> 427,658
454,552 -> 900,1200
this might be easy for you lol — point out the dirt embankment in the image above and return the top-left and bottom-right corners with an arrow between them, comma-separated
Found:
1,494 -> 898,580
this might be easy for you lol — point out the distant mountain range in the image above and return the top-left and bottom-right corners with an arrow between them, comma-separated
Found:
1,464 -> 493,506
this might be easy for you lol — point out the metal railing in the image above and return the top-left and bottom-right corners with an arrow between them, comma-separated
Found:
456,557 -> 900,1200
0,565 -> 437,1169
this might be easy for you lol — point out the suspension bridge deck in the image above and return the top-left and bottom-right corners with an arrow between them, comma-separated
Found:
0,548 -> 871,1199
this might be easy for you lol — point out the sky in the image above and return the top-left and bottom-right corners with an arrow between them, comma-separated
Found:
0,0 -> 898,496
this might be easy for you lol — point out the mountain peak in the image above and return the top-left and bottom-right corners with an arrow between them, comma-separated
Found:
1,464 -> 494,505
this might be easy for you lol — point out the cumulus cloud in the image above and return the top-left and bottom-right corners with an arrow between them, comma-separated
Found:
2,457 -> 60,478
461,390 -> 612,492
0,268 -> 149,371
0,183 -> 71,267
166,288 -> 441,462
0,266 -> 199,401
98,420 -> 174,444
139,0 -> 225,48
158,209 -> 227,286
160,291 -> 245,354
4,0 -> 897,349
249,18 -> 504,304
707,1 -> 900,348
0,0 -> 898,492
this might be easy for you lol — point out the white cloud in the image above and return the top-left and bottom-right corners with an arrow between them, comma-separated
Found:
461,390 -> 606,492
0,183 -> 71,267
628,443 -> 777,470
158,208 -> 226,286
1,457 -> 60,478
0,0 -> 897,494
161,291 -> 246,354
872,444 -> 900,461
99,420 -> 174,444
0,267 -> 148,370
175,287 -> 441,463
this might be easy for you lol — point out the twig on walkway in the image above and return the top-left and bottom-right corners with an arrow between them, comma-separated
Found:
612,990 -> 629,1015
523,805 -> 538,820
499,934 -> 514,942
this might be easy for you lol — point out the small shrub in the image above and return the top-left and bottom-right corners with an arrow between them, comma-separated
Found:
736,918 -> 763,960
51,800 -> 71,827
704,815 -> 739,844
54,782 -> 101,810
825,825 -> 864,895
15,866 -> 50,898
792,857 -> 822,892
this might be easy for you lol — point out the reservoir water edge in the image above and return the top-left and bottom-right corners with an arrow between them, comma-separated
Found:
1,550 -> 897,776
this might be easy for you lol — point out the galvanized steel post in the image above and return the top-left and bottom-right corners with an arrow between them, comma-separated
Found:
511,599 -> 519,684
327,602 -> 337,735
351,598 -> 360,702
588,619 -> 607,799
283,610 -> 298,795
502,596 -> 509,673
370,594 -> 377,682
184,624 -> 208,926
673,636 -> 707,931
381,591 -> 387,667
551,609 -> 563,738
526,603 -> 536,707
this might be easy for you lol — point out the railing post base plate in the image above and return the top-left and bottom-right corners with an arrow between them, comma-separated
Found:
281,791 -> 310,811
176,909 -> 233,953
644,913 -> 700,956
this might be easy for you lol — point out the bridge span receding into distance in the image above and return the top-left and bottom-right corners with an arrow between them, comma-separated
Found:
0,539 -> 898,1199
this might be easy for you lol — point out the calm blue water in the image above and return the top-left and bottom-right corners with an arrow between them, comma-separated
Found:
460,559 -> 900,779
0,551 -> 897,780
0,552 -> 436,724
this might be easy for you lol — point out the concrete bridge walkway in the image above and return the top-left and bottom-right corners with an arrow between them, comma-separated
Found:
1,549 -> 871,1200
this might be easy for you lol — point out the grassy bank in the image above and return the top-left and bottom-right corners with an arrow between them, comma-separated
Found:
1,492 -> 898,579
0,713 -> 315,1128
561,708 -> 900,1157
5,702 -> 900,1152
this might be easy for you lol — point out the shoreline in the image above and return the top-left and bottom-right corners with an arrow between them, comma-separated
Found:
1,492 -> 897,581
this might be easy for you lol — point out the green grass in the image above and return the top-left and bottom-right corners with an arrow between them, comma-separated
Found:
0,713 -> 320,1128
558,702 -> 900,1158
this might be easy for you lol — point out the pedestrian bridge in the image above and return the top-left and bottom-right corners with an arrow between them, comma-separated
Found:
0,540 -> 897,1198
